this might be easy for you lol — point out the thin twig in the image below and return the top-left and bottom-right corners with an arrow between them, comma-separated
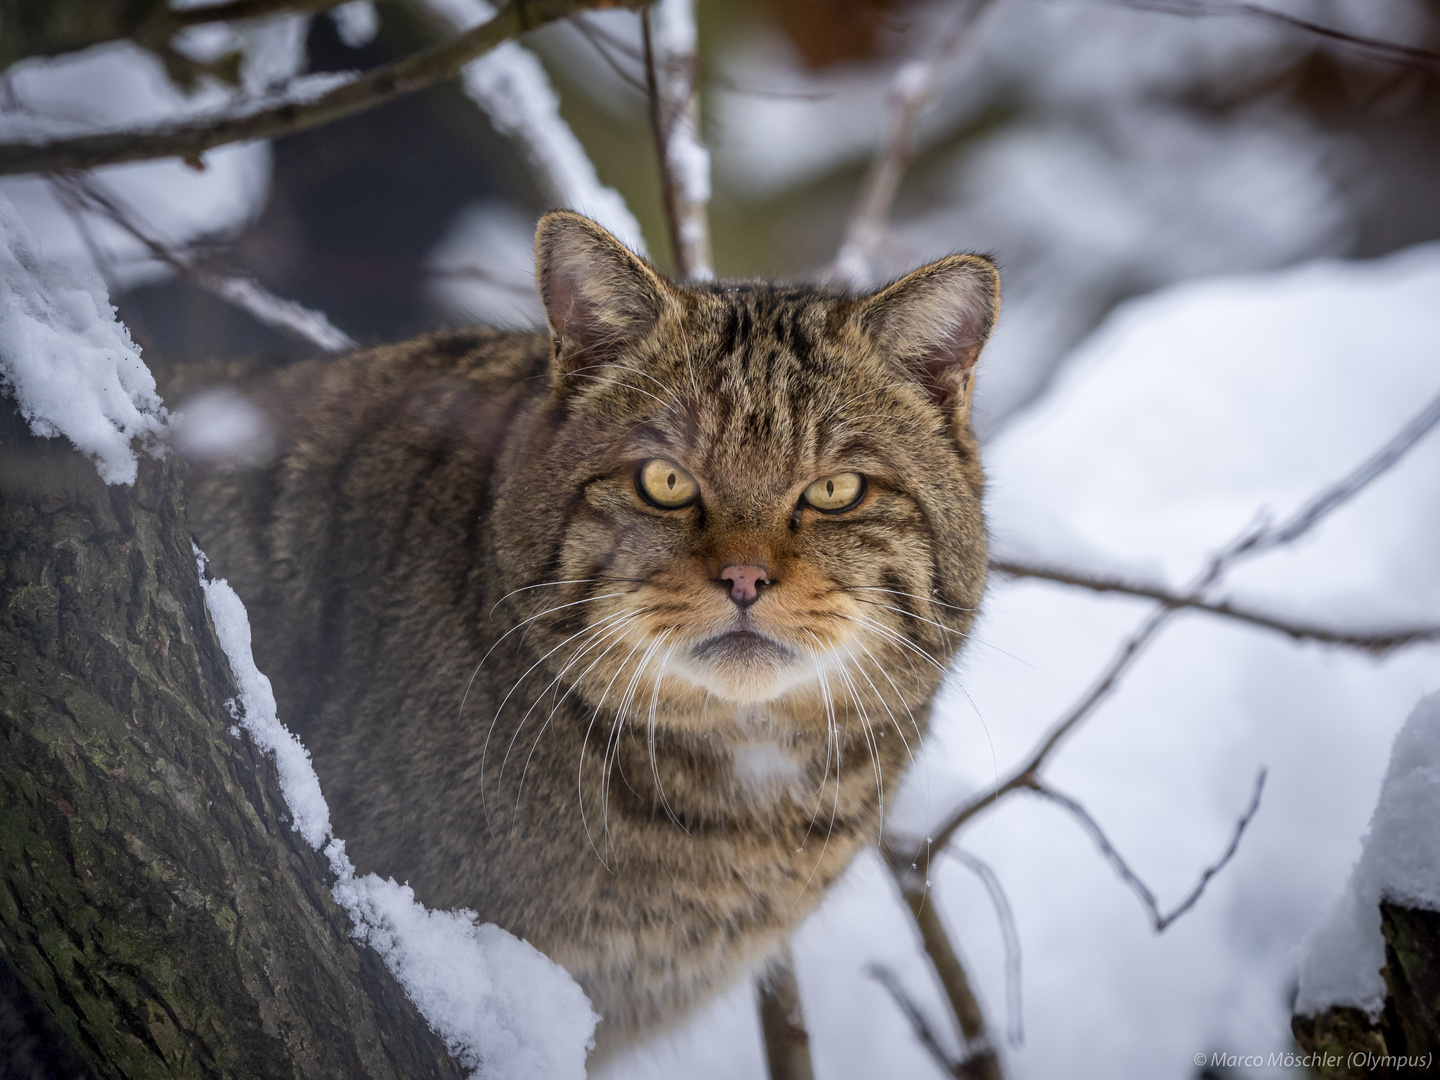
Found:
170,0 -> 338,28
830,0 -> 995,286
866,965 -> 971,1079
1032,771 -> 1267,932
52,173 -> 354,352
988,558 -> 1440,655
641,0 -> 712,280
913,390 -> 1440,858
0,0 -> 643,177
1125,0 -> 1440,71
891,868 -> 1007,1080
947,850 -> 1022,1045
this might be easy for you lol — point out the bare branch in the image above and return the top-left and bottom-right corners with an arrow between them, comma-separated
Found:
171,0 -> 338,28
52,173 -> 354,352
1238,386 -> 1440,557
758,944 -> 816,1080
947,850 -> 1023,1046
866,964 -> 972,1079
989,558 -> 1440,656
1032,771 -> 1267,932
1124,1 -> 1440,71
642,0 -> 713,280
413,0 -> 647,251
917,385 -> 1440,859
830,0 -> 994,286
889,867 -> 1007,1080
0,0 -> 644,177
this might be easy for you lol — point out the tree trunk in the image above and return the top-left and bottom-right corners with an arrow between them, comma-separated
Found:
1292,902 -> 1440,1079
0,400 -> 462,1080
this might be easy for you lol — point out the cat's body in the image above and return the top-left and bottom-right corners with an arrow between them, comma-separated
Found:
188,213 -> 998,1051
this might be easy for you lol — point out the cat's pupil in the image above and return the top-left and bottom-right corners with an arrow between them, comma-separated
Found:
667,473 -> 677,489
826,480 -> 834,497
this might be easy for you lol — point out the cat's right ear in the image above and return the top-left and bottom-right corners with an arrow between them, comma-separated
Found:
535,211 -> 672,389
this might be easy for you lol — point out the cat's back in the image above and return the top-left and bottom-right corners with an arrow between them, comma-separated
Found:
187,328 -> 549,734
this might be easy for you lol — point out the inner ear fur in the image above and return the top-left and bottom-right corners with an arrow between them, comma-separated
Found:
534,211 -> 673,386
857,254 -> 1001,413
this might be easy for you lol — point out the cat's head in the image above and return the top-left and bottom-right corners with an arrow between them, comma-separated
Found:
495,212 -> 998,720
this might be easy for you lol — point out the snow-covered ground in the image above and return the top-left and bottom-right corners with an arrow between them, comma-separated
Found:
599,245 -> 1440,1080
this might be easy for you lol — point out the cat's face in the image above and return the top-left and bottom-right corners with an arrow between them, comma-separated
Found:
496,213 -> 997,726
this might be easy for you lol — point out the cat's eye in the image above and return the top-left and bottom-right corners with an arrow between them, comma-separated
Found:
803,472 -> 866,513
637,459 -> 699,508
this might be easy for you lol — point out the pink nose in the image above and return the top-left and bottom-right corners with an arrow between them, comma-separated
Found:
719,564 -> 770,607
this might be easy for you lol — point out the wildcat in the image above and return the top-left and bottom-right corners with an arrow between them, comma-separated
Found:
186,211 -> 999,1054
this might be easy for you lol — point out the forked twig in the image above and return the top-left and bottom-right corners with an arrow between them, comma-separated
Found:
867,964 -> 976,1079
947,850 -> 1022,1044
1032,771 -> 1267,932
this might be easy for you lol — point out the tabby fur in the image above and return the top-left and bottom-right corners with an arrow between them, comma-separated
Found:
187,212 -> 1000,1053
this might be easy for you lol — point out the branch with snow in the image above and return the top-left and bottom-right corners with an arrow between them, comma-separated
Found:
416,0 -> 647,252
52,173 -> 355,352
642,0 -> 712,280
197,546 -> 598,1080
0,191 -> 165,484
829,0 -> 995,287
0,0 -> 645,177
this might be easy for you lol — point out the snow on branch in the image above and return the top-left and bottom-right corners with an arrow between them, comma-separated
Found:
0,0 -> 645,177
195,546 -> 598,1080
52,173 -> 355,352
417,0 -> 647,252
1297,690 -> 1440,1017
830,0 -> 994,287
642,0 -> 712,280
0,191 -> 165,484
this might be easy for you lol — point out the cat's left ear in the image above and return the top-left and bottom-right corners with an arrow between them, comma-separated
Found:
856,254 -> 1000,419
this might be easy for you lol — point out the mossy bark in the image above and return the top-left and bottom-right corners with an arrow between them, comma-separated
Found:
0,401 -> 462,1080
1292,903 -> 1440,1079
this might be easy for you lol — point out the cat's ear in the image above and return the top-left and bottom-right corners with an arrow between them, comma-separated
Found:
856,254 -> 1000,418
535,211 -> 671,386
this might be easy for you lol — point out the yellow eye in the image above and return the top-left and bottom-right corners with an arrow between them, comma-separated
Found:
637,459 -> 699,508
803,472 -> 865,512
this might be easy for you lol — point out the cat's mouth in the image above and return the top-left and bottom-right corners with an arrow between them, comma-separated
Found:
690,627 -> 796,667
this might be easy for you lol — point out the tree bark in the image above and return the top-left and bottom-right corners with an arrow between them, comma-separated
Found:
1292,902 -> 1440,1079
0,400 -> 463,1080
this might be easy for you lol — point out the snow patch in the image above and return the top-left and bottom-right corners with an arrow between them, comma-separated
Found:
195,546 -> 598,1078
0,191 -> 166,484
1295,690 -> 1440,1018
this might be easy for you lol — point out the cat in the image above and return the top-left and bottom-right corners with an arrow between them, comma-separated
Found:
186,210 -> 1000,1056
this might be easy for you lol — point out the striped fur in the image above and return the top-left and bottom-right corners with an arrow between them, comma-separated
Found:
188,212 -> 999,1055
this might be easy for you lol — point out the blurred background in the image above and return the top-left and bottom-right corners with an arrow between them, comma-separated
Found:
3,2 -> 1439,1078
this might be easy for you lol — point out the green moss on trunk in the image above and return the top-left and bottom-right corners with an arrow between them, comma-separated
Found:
0,402 -> 462,1080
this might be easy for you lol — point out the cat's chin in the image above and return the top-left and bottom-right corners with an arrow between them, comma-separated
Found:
670,629 -> 814,704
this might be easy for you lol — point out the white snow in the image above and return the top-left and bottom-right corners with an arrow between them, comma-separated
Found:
195,547 -> 599,1079
0,191 -> 165,484
1295,690 -> 1440,1018
420,0 -> 648,254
